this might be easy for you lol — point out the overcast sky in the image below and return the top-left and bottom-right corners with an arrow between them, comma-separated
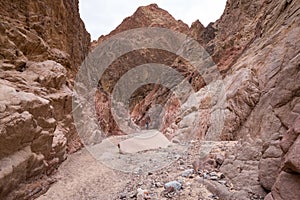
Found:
79,0 -> 227,41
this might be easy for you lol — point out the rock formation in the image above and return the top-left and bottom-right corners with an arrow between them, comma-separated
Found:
92,4 -> 205,136
92,0 -> 300,199
0,0 -> 299,199
0,0 -> 90,198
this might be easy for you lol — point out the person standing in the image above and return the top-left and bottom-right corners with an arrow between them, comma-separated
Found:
145,115 -> 151,130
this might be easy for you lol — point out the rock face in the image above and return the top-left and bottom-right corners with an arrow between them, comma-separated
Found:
92,4 -> 205,136
0,0 -> 90,80
1,0 -> 299,199
0,0 -> 90,198
92,0 -> 300,199
269,116 -> 300,200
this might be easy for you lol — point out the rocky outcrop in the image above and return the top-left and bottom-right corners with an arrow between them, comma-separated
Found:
92,5 -> 205,136
0,0 -> 90,80
1,0 -> 299,198
266,116 -> 300,200
92,0 -> 300,199
211,0 -> 300,198
0,0 -> 90,198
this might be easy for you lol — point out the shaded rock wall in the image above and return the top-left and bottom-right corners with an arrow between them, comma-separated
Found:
0,0 -> 90,80
0,0 -> 90,198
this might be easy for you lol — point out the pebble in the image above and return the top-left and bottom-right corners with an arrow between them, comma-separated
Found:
210,176 -> 218,180
178,159 -> 185,165
218,180 -> 227,185
202,173 -> 209,179
210,172 -> 218,176
181,169 -> 194,177
164,181 -> 182,191
155,182 -> 163,188
216,154 -> 224,165
192,160 -> 201,173
129,191 -> 136,198
138,182 -> 143,186
137,188 -> 149,199
189,174 -> 195,178
172,138 -> 180,144
119,192 -> 126,199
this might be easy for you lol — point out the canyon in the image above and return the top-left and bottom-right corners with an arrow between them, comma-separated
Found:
0,0 -> 299,199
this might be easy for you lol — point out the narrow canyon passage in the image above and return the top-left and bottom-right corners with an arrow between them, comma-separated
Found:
1,0 -> 299,199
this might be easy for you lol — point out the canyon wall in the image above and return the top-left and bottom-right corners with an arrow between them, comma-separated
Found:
0,0 -> 299,199
93,0 -> 300,199
0,0 -> 90,198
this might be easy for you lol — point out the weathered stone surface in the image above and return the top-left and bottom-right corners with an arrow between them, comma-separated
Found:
0,0 -> 90,79
89,2 -> 300,198
1,0 -> 299,199
282,135 -> 300,173
281,116 -> 300,154
264,193 -> 274,200
92,4 -> 205,136
259,158 -> 281,191
271,171 -> 300,200
0,0 -> 90,198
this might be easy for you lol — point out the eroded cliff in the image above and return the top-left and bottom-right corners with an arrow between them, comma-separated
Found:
0,0 -> 90,198
0,0 -> 299,199
91,0 -> 300,199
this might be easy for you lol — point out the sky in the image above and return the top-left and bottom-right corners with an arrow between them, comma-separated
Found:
79,0 -> 227,41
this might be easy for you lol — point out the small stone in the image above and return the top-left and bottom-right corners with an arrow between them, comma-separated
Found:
174,154 -> 182,159
178,159 -> 184,165
210,172 -> 218,176
192,160 -> 201,173
185,182 -> 192,187
218,180 -> 227,185
138,182 -> 143,186
172,138 -> 180,144
129,191 -> 136,198
218,173 -> 225,179
119,193 -> 127,199
155,182 -> 163,187
189,174 -> 195,178
181,169 -> 194,177
216,154 -> 225,165
137,188 -> 149,199
203,173 -> 209,179
210,176 -> 218,180
164,181 -> 182,191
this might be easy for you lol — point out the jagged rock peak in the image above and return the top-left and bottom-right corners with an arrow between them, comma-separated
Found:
93,4 -> 190,45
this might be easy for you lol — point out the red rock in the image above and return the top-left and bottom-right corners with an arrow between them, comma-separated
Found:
0,0 -> 90,198
271,171 -> 300,200
259,158 -> 281,191
282,135 -> 300,173
264,193 -> 274,200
